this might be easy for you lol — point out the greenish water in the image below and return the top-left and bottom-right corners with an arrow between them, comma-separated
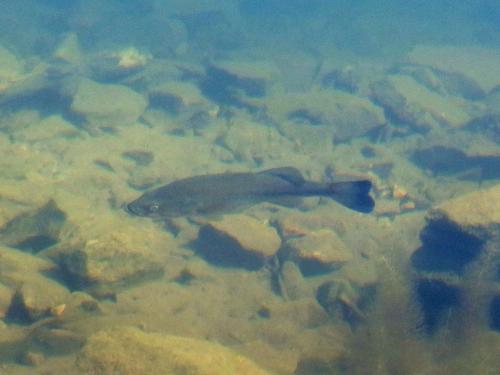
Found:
0,1 -> 499,374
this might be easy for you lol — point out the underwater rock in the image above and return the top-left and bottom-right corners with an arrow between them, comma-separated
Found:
277,260 -> 312,300
148,81 -> 211,115
371,75 -> 472,131
463,89 -> 500,144
0,200 -> 67,253
0,246 -> 70,322
45,211 -> 174,293
267,88 -> 385,143
485,87 -> 500,113
14,114 -> 81,144
33,327 -> 86,355
76,326 -> 271,375
222,120 -> 296,164
121,149 -> 154,167
0,45 -> 25,92
146,80 -> 219,135
316,278 -> 366,326
70,78 -> 147,131
410,145 -> 500,181
0,283 -> 13,319
321,65 -> 360,94
427,184 -> 500,241
197,61 -> 271,112
12,278 -> 71,322
411,185 -> 500,333
264,298 -> 330,329
408,45 -> 500,93
285,229 -> 352,276
195,214 -> 281,270
53,33 -> 83,66
212,60 -> 279,84
114,47 -> 152,70
390,63 -> 485,100
19,351 -> 44,367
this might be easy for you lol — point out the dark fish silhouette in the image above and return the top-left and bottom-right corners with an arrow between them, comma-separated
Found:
125,167 -> 374,219
411,146 -> 500,180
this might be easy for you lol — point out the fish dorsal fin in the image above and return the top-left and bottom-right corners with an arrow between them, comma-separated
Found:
259,167 -> 305,186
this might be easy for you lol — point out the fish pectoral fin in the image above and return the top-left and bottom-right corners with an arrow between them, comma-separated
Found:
259,167 -> 305,186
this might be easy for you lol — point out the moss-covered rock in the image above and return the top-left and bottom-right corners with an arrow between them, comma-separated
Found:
76,326 -> 271,375
45,210 -> 176,293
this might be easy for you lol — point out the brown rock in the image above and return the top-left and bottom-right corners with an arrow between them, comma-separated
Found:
196,214 -> 281,269
285,229 -> 352,275
46,210 -> 176,291
429,183 -> 500,240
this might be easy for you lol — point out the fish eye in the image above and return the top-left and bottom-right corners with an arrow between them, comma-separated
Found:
149,202 -> 160,213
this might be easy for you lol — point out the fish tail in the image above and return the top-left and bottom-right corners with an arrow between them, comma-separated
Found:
327,180 -> 374,213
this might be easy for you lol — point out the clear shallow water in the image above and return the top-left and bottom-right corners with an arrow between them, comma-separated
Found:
0,1 -> 499,374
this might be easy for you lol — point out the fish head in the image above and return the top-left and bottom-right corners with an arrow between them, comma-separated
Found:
124,193 -> 164,218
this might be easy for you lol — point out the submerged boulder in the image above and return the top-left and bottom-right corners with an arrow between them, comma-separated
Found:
267,88 -> 385,143
411,184 -> 500,333
45,210 -> 176,294
195,214 -> 281,270
371,75 -> 472,131
285,229 -> 353,276
0,246 -> 70,322
427,183 -> 500,241
76,326 -> 271,375
0,200 -> 67,253
70,78 -> 147,131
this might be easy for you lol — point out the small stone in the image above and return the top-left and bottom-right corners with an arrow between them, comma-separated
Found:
401,200 -> 416,211
49,304 -> 66,317
392,184 -> 408,199
114,47 -> 151,69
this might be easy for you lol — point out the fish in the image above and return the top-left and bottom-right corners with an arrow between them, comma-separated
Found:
124,167 -> 374,219
411,146 -> 500,181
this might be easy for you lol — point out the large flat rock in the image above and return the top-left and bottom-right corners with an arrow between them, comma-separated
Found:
76,326 -> 271,375
196,214 -> 281,269
70,78 -> 147,130
45,209 -> 177,293
428,183 -> 500,240
267,88 -> 385,142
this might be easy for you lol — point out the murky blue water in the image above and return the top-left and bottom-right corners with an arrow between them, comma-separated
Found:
0,1 -> 499,374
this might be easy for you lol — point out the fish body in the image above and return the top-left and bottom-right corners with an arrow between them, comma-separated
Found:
125,167 -> 374,219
